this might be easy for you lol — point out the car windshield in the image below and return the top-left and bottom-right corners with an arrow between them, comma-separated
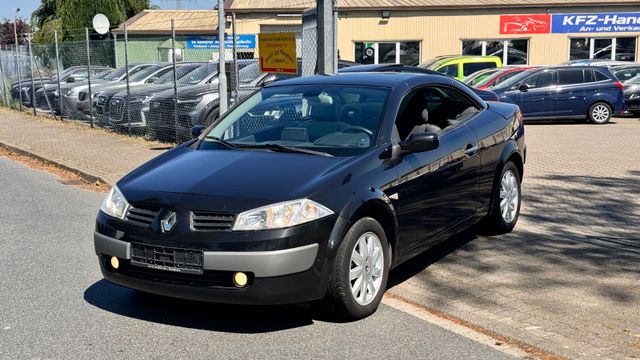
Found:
94,70 -> 114,79
178,63 -> 217,85
465,69 -> 500,85
476,69 -> 523,88
154,64 -> 201,84
129,65 -> 164,82
238,62 -> 262,85
103,64 -> 148,81
201,84 -> 390,157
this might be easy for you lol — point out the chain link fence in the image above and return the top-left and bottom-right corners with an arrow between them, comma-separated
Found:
0,16 -> 322,144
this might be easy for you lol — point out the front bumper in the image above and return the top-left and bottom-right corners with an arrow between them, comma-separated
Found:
624,97 -> 640,112
95,232 -> 319,277
94,226 -> 331,305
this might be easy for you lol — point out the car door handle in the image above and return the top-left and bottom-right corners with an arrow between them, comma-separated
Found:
464,144 -> 478,157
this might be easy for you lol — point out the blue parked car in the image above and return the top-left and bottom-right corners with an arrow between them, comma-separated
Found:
491,66 -> 625,124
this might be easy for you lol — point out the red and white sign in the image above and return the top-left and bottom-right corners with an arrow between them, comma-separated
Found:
500,14 -> 551,34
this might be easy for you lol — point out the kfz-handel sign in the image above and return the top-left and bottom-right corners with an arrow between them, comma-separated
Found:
258,32 -> 297,74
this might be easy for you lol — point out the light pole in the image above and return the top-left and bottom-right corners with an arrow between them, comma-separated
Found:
217,0 -> 227,114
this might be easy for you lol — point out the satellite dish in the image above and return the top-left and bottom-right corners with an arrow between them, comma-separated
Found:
92,14 -> 110,35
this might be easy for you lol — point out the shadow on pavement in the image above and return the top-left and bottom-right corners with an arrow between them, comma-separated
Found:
84,279 -> 320,333
388,170 -> 640,311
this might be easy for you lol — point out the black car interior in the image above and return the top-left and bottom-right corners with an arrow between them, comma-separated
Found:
394,86 -> 479,141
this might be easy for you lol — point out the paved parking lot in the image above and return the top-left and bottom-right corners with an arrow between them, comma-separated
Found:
388,118 -> 640,359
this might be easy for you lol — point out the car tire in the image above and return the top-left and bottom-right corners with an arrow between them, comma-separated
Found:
480,161 -> 521,235
588,102 -> 612,124
324,217 -> 389,320
631,111 -> 640,118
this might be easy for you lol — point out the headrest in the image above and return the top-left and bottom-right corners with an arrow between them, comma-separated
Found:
421,108 -> 429,123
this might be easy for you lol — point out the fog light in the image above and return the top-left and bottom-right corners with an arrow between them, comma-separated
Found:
110,256 -> 120,269
233,272 -> 248,287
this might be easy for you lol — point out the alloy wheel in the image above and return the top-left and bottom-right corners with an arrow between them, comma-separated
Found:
592,105 -> 610,123
499,170 -> 519,223
349,232 -> 384,306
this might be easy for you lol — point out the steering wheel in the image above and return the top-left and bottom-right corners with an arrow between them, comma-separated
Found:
341,126 -> 374,136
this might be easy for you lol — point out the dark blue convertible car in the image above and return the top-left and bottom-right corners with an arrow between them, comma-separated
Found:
94,72 -> 525,320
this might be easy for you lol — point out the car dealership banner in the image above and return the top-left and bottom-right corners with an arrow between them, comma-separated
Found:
186,34 -> 257,49
500,13 -> 640,34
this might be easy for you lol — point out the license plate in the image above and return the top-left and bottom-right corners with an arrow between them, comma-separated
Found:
130,242 -> 203,275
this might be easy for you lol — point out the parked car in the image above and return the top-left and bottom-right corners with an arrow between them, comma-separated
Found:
56,63 -> 155,118
339,63 -> 499,101
562,59 -> 633,67
473,66 -> 537,90
622,75 -> 640,117
35,69 -> 114,113
12,65 -> 111,107
94,72 -> 525,320
105,62 -> 205,131
91,63 -> 174,117
612,65 -> 640,83
492,66 -> 625,124
419,55 -> 502,80
145,60 -> 356,143
463,67 -> 504,86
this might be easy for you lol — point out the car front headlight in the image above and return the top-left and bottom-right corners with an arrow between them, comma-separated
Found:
63,88 -> 74,96
233,199 -> 333,231
100,186 -> 130,219
630,93 -> 640,99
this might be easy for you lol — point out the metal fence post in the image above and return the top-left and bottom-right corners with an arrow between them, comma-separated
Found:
86,27 -> 93,128
14,18 -> 23,111
232,12 -> 239,101
54,30 -> 63,121
218,2 -> 228,114
0,45 -> 9,107
124,24 -> 131,132
317,0 -> 335,75
171,19 -> 178,143
333,1 -> 338,71
27,33 -> 36,116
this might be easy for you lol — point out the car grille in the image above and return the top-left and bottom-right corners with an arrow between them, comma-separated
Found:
109,97 -> 126,121
125,205 -> 160,227
191,211 -> 235,232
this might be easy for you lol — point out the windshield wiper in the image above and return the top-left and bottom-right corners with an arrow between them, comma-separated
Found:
236,143 -> 333,157
203,136 -> 237,149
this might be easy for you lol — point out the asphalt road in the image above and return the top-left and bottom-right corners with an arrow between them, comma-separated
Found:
0,156 -> 515,360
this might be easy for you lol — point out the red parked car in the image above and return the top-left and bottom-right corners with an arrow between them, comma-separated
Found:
474,67 -> 537,90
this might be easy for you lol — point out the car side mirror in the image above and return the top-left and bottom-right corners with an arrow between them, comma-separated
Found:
518,84 -> 529,92
191,125 -> 207,139
66,77 -> 75,83
399,132 -> 439,153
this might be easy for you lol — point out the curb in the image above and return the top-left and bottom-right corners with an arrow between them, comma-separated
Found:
0,141 -> 112,187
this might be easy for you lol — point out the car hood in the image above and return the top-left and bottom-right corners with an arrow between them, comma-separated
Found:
125,84 -> 175,97
119,145 -> 352,204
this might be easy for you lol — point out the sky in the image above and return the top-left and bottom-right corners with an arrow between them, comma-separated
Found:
0,0 -> 215,23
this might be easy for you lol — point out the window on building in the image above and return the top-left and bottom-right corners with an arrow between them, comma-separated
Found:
354,41 -> 421,66
461,39 -> 528,65
569,37 -> 636,62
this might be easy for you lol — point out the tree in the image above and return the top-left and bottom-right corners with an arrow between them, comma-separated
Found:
31,0 -> 151,42
0,18 -> 29,45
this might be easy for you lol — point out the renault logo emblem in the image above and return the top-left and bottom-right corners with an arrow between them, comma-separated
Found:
161,211 -> 177,233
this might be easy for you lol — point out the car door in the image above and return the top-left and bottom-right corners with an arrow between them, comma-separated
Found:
555,68 -> 588,116
392,85 -> 480,257
515,70 -> 556,117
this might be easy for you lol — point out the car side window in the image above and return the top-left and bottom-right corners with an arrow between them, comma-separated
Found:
437,64 -> 458,78
463,62 -> 496,77
593,70 -> 610,82
523,71 -> 553,89
394,86 -> 479,141
557,69 -> 585,85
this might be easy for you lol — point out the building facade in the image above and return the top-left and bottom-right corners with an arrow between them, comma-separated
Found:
227,0 -> 640,66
